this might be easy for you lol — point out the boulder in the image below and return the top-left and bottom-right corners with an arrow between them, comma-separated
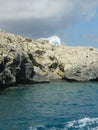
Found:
63,47 -> 98,81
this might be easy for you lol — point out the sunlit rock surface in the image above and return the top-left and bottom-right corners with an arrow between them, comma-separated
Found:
0,30 -> 98,87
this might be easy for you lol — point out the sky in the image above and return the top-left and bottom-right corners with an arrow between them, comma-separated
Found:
0,0 -> 98,47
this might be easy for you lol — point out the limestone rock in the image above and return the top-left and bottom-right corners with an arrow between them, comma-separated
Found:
0,44 -> 34,87
1,30 -> 98,88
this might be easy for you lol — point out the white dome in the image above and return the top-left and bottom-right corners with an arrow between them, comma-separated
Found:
38,35 -> 61,45
48,35 -> 61,45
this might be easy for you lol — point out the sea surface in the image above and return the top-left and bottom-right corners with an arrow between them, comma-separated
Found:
0,81 -> 98,130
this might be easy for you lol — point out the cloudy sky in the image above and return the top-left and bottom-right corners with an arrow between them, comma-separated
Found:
0,0 -> 98,47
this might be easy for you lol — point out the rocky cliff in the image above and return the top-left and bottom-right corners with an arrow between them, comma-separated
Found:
0,30 -> 98,87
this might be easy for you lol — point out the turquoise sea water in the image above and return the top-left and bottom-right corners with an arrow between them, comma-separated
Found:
0,81 -> 98,130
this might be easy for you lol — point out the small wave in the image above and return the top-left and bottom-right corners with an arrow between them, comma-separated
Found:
66,117 -> 98,129
28,117 -> 98,130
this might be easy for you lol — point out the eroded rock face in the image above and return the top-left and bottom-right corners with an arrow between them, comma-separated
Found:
62,47 -> 98,81
0,30 -> 98,87
0,43 -> 34,87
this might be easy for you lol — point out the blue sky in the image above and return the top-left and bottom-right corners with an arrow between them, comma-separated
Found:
61,13 -> 98,47
0,0 -> 98,48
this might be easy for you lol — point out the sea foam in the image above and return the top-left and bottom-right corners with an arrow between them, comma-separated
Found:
28,117 -> 98,130
66,117 -> 98,129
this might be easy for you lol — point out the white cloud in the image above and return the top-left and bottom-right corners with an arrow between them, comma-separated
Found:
0,0 -> 98,36
0,0 -> 98,20
0,0 -> 74,20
